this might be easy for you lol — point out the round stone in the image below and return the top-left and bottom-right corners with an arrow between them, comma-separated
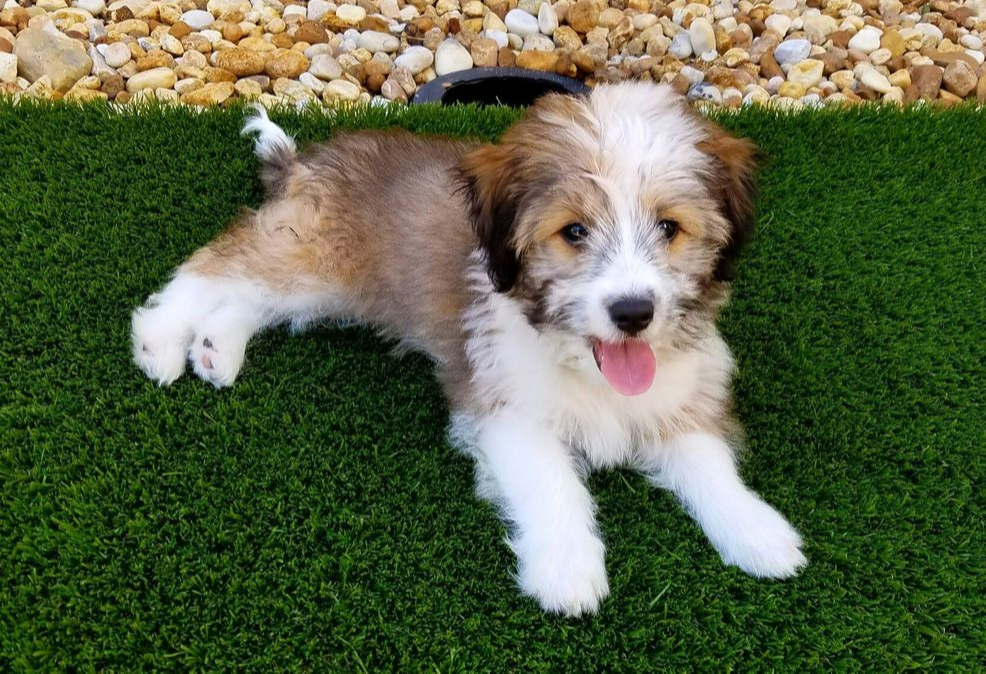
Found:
265,50 -> 309,78
537,2 -> 558,36
772,38 -> 811,65
358,31 -> 400,53
848,25 -> 882,54
688,18 -> 716,55
687,81 -> 722,103
668,32 -> 692,59
434,38 -> 472,75
125,66 -> 176,92
393,45 -> 433,74
504,8 -> 539,37
859,66 -> 892,93
215,47 -> 266,76
787,58 -> 824,88
180,9 -> 214,30
323,78 -> 360,100
309,53 -> 343,80
103,41 -> 131,67
335,5 -> 367,24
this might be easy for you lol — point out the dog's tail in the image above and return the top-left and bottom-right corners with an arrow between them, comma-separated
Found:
241,104 -> 297,192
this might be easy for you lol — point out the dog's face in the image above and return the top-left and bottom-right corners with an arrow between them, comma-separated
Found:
459,83 -> 759,396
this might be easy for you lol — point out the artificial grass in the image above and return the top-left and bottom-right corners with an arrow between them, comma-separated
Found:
1,99 -> 984,671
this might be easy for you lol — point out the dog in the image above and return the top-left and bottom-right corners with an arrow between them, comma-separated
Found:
131,81 -> 806,616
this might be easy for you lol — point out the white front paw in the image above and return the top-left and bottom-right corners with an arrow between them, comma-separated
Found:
710,494 -> 807,579
190,333 -> 246,388
131,306 -> 191,386
513,532 -> 610,617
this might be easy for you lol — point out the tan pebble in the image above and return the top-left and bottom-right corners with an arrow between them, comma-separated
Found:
942,59 -> 977,97
723,47 -> 749,66
295,21 -> 328,44
65,87 -> 109,101
234,77 -> 263,97
597,7 -> 624,29
470,37 -> 499,67
175,76 -> 205,93
270,33 -> 295,49
205,66 -> 237,83
181,34 -> 213,53
155,87 -> 179,103
125,66 -> 177,92
323,78 -> 361,100
830,68 -> 856,89
553,26 -> 582,50
160,33 -> 185,55
170,21 -> 193,39
888,68 -> 910,88
264,49 -> 309,78
99,74 -> 125,98
498,46 -> 517,67
137,50 -> 176,71
180,80 -> 234,105
237,36 -> 277,52
566,0 -> 599,34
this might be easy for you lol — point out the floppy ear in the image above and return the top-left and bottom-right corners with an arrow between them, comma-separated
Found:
457,143 -> 523,293
698,129 -> 760,282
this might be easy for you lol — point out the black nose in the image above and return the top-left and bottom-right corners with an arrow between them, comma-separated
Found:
607,297 -> 654,335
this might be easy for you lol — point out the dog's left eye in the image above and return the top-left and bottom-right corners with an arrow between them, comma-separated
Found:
656,219 -> 679,240
561,223 -> 589,245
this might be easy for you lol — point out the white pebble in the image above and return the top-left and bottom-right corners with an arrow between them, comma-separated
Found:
858,65 -> 892,93
960,34 -> 983,50
773,38 -> 811,64
180,10 -> 215,30
537,2 -> 557,36
435,39 -> 473,75
75,0 -> 105,15
393,44 -> 433,74
324,79 -> 360,100
102,41 -> 131,67
336,5 -> 366,23
483,29 -> 508,48
358,30 -> 400,53
668,32 -> 692,59
764,13 -> 792,36
680,64 -> 704,84
847,25 -> 882,54
307,0 -> 333,21
688,17 -> 716,55
523,33 -> 554,51
309,53 -> 342,79
504,8 -> 539,37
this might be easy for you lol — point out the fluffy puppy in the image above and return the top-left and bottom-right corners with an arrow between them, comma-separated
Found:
132,82 -> 806,616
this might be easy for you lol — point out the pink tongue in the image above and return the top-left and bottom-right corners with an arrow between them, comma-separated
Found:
593,340 -> 657,396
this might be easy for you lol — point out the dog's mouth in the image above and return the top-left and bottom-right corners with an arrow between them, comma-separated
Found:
590,338 -> 657,396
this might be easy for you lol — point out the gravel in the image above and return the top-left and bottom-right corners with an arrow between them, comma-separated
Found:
1,0 -> 985,108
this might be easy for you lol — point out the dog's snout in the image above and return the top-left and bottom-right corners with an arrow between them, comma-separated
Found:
607,296 -> 654,335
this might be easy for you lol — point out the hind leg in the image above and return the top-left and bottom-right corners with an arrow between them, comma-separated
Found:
132,204 -> 343,387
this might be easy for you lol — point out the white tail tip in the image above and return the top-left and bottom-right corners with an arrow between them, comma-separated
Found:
241,103 -> 297,162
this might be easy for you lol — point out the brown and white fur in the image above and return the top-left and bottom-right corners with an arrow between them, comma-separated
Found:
131,82 -> 806,617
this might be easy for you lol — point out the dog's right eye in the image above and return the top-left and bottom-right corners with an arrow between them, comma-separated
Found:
561,223 -> 589,246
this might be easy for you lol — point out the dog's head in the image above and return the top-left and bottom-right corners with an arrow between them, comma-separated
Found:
458,82 -> 759,397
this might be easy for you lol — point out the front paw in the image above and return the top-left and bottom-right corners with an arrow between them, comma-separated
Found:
513,532 -> 610,617
709,494 -> 807,579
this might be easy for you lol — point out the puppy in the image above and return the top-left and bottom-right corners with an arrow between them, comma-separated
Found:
132,82 -> 806,616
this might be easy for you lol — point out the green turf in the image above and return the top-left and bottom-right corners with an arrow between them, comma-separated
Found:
1,99 -> 984,670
